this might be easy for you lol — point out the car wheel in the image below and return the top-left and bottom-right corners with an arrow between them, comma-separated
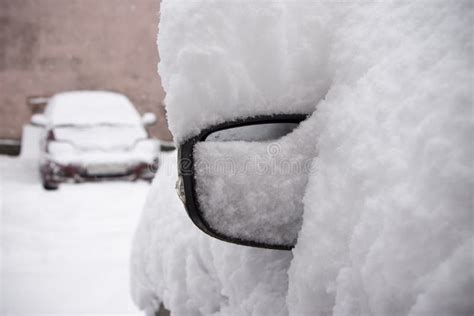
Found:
41,163 -> 59,190
43,181 -> 59,190
42,178 -> 59,190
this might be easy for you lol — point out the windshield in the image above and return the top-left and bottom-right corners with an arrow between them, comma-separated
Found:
53,124 -> 147,150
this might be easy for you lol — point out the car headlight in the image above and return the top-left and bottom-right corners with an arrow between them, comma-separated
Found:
48,141 -> 76,156
134,139 -> 159,154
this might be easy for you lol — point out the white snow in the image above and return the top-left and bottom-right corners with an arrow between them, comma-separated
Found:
46,91 -> 142,127
53,126 -> 147,150
131,0 -> 473,315
37,91 -> 160,167
0,154 -> 149,315
131,151 -> 293,315
287,2 -> 474,314
194,117 -> 317,246
48,128 -> 159,166
158,1 -> 330,143
20,125 -> 44,160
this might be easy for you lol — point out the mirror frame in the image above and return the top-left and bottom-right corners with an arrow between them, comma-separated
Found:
178,113 -> 309,250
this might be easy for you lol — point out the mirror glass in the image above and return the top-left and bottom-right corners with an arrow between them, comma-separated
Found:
193,121 -> 315,247
205,122 -> 298,142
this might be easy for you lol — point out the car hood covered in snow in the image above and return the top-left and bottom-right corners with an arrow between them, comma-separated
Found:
53,125 -> 147,151
46,91 -> 142,127
131,1 -> 473,315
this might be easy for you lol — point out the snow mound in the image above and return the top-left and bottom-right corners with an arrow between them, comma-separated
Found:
288,1 -> 474,314
131,152 -> 293,315
158,1 -> 331,142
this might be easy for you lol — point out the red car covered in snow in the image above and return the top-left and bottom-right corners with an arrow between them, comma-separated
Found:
31,91 -> 160,190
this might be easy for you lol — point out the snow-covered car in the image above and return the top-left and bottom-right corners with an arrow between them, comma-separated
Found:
131,1 -> 473,315
31,91 -> 160,190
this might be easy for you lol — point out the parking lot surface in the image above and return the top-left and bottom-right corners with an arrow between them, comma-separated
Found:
1,156 -> 149,315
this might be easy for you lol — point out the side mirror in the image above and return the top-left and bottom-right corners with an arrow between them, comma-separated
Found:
176,114 -> 313,250
31,114 -> 48,127
142,112 -> 157,126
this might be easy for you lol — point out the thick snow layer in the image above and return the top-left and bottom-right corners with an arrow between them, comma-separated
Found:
21,125 -> 157,167
158,1 -> 330,142
49,126 -> 158,166
41,91 -> 159,166
0,126 -> 149,315
131,152 -> 293,315
131,0 -> 474,315
287,2 -> 474,314
194,117 -> 317,246
46,91 -> 142,126
0,155 -> 148,315
54,126 -> 147,150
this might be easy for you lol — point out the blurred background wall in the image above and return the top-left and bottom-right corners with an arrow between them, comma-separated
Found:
0,0 -> 172,143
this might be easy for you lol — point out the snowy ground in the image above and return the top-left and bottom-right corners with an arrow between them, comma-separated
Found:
0,155 -> 150,315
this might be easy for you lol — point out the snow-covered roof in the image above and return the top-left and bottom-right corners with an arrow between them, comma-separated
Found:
46,91 -> 141,126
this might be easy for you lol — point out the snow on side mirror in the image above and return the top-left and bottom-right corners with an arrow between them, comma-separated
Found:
31,114 -> 48,127
177,114 -> 312,250
142,112 -> 157,126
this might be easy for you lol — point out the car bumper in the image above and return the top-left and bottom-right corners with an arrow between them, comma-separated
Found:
41,159 -> 158,183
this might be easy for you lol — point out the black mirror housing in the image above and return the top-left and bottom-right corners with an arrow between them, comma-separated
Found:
177,113 -> 309,250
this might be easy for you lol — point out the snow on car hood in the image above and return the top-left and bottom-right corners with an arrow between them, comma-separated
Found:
46,91 -> 142,126
49,125 -> 157,166
131,0 -> 473,315
53,125 -> 147,150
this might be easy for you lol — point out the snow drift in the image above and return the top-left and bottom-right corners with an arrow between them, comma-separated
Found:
131,0 -> 473,315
